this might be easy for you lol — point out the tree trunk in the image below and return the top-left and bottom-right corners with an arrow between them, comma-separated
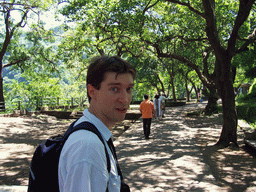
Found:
216,78 -> 238,147
214,58 -> 238,147
170,78 -> 176,102
0,63 -> 5,111
171,59 -> 177,102
204,86 -> 218,115
155,72 -> 165,94
185,78 -> 190,102
193,86 -> 199,102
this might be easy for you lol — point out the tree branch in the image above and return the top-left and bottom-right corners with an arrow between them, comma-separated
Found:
143,0 -> 160,15
163,34 -> 207,42
146,39 -> 211,87
3,57 -> 29,68
236,28 -> 256,54
202,49 -> 211,79
227,0 -> 255,56
202,0 -> 225,60
0,2 -> 30,61
165,0 -> 206,18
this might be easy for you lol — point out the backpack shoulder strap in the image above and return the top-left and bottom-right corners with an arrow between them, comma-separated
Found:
62,120 -> 111,173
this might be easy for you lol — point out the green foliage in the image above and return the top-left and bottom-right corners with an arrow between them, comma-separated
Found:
233,67 -> 252,89
236,83 -> 256,110
233,44 -> 256,79
60,0 -> 87,18
2,0 -> 255,118
248,78 -> 256,95
236,79 -> 256,128
4,70 -> 63,110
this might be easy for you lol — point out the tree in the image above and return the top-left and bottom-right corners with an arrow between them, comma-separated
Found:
112,0 -> 256,146
0,0 -> 53,111
163,0 -> 256,146
125,0 -> 255,146
58,0 -> 256,147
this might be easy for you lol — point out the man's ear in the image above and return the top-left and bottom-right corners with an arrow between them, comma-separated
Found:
87,84 -> 97,100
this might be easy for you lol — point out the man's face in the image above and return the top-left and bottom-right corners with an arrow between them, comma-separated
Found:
88,72 -> 134,129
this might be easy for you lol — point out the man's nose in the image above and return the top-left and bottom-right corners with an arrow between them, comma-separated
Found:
118,90 -> 129,104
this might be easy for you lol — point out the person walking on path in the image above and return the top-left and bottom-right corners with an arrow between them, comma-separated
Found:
58,56 -> 136,192
140,94 -> 155,139
153,94 -> 162,121
159,93 -> 166,118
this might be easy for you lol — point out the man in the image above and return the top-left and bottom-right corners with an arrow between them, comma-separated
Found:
140,94 -> 155,139
58,56 -> 136,191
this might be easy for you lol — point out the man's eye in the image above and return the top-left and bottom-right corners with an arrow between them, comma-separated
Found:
111,87 -> 119,92
127,87 -> 133,93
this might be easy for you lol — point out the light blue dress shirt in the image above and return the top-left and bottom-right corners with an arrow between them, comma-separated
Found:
58,109 -> 121,192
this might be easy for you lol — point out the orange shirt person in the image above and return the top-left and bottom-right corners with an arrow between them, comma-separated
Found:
140,94 -> 155,139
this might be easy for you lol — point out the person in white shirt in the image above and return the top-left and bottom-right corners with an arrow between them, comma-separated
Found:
159,93 -> 166,118
58,56 -> 136,192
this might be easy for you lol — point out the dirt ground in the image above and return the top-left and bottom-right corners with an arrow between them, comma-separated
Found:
0,114 -> 135,186
1,109 -> 256,191
184,113 -> 256,191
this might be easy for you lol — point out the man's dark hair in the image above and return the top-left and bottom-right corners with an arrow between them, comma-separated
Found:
87,55 -> 136,102
144,94 -> 149,100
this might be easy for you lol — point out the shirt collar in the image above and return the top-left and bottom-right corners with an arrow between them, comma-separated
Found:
82,109 -> 113,141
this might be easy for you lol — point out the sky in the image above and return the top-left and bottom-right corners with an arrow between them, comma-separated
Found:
9,4 -> 70,31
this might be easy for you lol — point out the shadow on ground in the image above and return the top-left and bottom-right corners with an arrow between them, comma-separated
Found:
185,105 -> 256,192
0,116 -> 73,185
0,114 -> 136,186
116,104 -> 225,191
1,104 -> 256,192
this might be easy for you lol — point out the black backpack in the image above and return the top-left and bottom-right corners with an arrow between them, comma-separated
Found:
28,121 -> 110,192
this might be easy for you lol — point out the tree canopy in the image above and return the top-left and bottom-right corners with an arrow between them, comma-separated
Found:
1,0 -> 256,147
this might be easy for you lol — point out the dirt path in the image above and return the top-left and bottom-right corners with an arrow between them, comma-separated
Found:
0,114 -> 135,186
0,105 -> 256,191
0,115 -> 73,185
184,104 -> 256,191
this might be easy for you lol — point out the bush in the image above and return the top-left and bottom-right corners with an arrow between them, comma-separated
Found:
239,79 -> 256,101
236,80 -> 256,127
